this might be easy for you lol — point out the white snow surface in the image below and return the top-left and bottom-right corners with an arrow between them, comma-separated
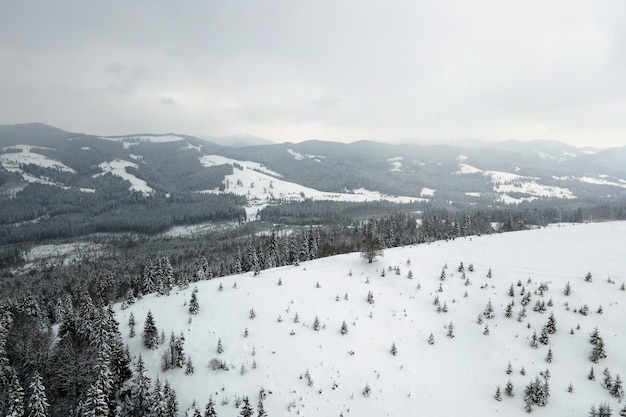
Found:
199,155 -> 420,221
0,144 -> 76,173
287,149 -> 325,162
420,187 -> 436,197
93,158 -> 154,194
387,156 -> 404,172
454,163 -> 575,202
117,221 -> 626,417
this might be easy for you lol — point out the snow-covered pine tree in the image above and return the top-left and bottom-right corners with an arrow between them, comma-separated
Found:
163,381 -> 178,417
188,288 -> 200,315
340,321 -> 348,335
390,342 -> 398,356
239,396 -> 254,417
26,371 -> 49,417
494,386 -> 502,401
142,311 -> 159,349
505,380 -> 514,397
610,374 -> 624,398
313,316 -> 320,331
216,338 -> 224,354
128,312 -> 136,338
204,397 -> 217,417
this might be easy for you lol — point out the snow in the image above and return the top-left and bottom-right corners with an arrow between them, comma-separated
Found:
455,164 -> 575,202
0,144 -> 76,173
116,221 -> 626,417
199,155 -> 421,221
98,135 -> 186,149
420,187 -> 436,197
93,158 -> 154,194
287,149 -> 325,162
456,155 -> 468,161
387,156 -> 404,172
579,177 -> 626,189
465,192 -> 482,197
161,221 -> 239,238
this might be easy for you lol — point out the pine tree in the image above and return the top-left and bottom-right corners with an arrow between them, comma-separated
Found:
428,333 -> 435,345
217,338 -> 224,354
188,288 -> 200,315
589,367 -> 596,380
5,370 -> 25,417
564,281 -> 571,296
163,381 -> 178,417
494,386 -> 502,401
447,322 -> 454,338
313,316 -> 320,331
204,397 -> 217,417
545,347 -> 553,363
142,311 -> 159,349
239,396 -> 254,417
367,290 -> 374,305
611,374 -> 624,398
150,377 -> 167,417
483,300 -> 494,319
505,380 -> 514,397
128,312 -> 136,338
27,371 -> 49,417
186,357 -> 195,375
340,321 -> 348,335
390,342 -> 397,356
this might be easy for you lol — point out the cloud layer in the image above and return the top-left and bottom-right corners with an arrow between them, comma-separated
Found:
1,0 -> 625,147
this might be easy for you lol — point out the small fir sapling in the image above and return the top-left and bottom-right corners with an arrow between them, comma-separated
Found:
483,325 -> 490,335
440,269 -> 446,281
341,321 -> 348,335
218,282 -> 223,291
249,308 -> 256,319
468,263 -> 474,272
585,272 -> 593,282
603,368 -> 613,390
363,383 -> 371,397
313,316 -> 320,331
494,386 -> 502,401
447,322 -> 455,338
508,284 -> 515,297
567,382 -> 573,393
390,342 -> 398,356
483,300 -> 494,319
294,313 -> 299,323
315,281 -> 321,288
407,270 -> 413,279
186,357 -> 194,375
505,380 -> 514,397
589,367 -> 596,380
428,333 -> 435,345
367,290 -> 375,305
506,362 -> 513,375
344,292 -> 349,300
546,347 -> 553,363
216,338 -> 224,354
564,281 -> 571,296
277,278 -> 282,286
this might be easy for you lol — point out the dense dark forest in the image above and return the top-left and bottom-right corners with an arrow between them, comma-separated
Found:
2,200 -> 626,416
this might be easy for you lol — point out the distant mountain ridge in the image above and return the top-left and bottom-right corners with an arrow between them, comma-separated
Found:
2,122 -> 626,209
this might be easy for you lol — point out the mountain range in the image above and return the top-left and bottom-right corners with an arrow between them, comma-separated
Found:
2,122 -> 626,246
2,122 -> 625,204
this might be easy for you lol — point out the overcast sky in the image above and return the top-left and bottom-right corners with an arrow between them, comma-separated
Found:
1,1 -> 625,148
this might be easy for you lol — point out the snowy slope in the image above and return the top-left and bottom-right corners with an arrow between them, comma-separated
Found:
116,222 -> 626,416
199,154 -> 420,220
93,159 -> 154,195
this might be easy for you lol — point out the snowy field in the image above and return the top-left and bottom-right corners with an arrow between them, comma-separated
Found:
116,221 -> 626,416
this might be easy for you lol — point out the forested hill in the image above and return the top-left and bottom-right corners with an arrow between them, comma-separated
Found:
2,122 -> 626,247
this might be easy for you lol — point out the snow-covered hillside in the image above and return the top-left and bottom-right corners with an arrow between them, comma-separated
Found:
116,222 -> 626,416
199,154 -> 420,220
